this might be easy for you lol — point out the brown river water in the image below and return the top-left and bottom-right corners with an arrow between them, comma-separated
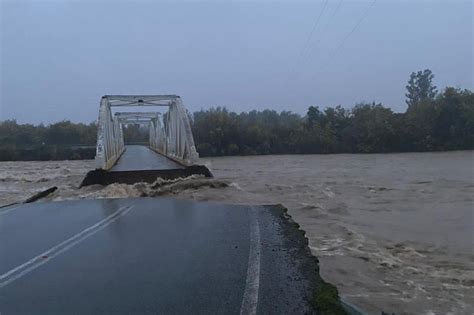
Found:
0,151 -> 473,315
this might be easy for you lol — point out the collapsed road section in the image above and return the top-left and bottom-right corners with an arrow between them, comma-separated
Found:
0,197 -> 346,314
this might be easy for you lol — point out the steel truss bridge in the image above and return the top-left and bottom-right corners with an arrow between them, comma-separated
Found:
95,95 -> 199,170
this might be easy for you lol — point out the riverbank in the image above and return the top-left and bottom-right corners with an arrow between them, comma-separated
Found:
0,146 -> 95,161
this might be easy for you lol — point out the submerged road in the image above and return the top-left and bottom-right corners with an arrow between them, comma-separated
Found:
112,145 -> 184,172
0,197 -> 325,314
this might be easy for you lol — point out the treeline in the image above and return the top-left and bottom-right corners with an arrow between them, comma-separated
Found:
0,122 -> 148,161
195,70 -> 473,155
0,70 -> 473,161
193,87 -> 473,156
0,121 -> 96,161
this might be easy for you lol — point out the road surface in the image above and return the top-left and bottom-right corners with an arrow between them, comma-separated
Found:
0,197 -> 329,314
112,145 -> 184,171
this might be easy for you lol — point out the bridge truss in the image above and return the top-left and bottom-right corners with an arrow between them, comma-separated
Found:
95,95 -> 198,170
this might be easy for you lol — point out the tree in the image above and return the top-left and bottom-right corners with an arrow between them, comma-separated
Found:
432,87 -> 474,150
350,102 -> 396,152
306,106 -> 323,128
405,69 -> 438,108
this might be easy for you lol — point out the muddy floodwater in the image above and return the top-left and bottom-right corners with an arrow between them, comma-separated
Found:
1,151 -> 473,315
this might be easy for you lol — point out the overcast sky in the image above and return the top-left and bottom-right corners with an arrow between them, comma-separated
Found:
1,0 -> 472,124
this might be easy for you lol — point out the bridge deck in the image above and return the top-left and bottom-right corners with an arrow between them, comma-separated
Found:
111,145 -> 183,171
0,198 -> 325,314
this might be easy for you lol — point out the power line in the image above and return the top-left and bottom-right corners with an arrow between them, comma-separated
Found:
316,0 -> 377,72
304,0 -> 343,63
290,0 -> 329,74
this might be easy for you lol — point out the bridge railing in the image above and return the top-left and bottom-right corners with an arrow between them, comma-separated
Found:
95,97 -> 125,170
158,98 -> 199,165
149,116 -> 166,157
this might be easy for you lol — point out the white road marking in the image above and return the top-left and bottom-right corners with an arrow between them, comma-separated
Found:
240,206 -> 261,315
0,205 -> 20,216
0,205 -> 134,289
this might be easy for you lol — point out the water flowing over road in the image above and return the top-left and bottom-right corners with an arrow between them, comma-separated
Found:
1,151 -> 473,314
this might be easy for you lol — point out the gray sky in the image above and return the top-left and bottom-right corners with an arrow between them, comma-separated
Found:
1,0 -> 472,124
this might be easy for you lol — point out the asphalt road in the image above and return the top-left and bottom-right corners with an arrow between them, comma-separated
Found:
111,145 -> 183,171
0,198 -> 323,314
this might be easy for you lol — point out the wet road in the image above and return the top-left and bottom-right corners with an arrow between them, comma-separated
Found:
0,198 -> 321,314
111,145 -> 183,171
